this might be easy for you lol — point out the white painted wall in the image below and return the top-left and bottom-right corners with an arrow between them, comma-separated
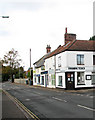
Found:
56,52 -> 67,69
66,51 -> 94,68
56,51 -> 95,88
45,56 -> 56,88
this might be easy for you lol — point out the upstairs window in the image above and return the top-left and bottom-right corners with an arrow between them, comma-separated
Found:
93,55 -> 95,65
41,66 -> 45,70
77,54 -> 84,65
58,56 -> 61,67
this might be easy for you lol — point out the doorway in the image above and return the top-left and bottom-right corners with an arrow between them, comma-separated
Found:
65,72 -> 75,90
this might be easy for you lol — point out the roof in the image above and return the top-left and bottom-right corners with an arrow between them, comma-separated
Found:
45,40 -> 95,59
33,52 -> 51,68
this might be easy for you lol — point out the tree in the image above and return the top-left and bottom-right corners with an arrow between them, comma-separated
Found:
2,48 -> 22,82
89,36 -> 95,41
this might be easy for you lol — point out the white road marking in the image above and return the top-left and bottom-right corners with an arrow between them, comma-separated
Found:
34,92 -> 41,95
86,95 -> 89,97
89,96 -> 93,98
77,104 -> 95,112
80,95 -> 83,96
77,94 -> 81,96
52,97 -> 67,102
25,99 -> 30,101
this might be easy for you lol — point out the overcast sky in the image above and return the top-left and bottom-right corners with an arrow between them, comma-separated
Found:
0,0 -> 94,70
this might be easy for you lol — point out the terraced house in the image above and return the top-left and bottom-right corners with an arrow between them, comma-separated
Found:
33,45 -> 51,87
33,28 -> 95,90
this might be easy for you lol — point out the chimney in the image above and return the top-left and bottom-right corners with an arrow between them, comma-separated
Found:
65,27 -> 67,33
46,45 -> 51,53
64,28 -> 76,44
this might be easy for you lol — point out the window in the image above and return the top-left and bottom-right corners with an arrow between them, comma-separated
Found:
92,73 -> 95,84
41,66 -> 45,70
93,55 -> 95,65
35,77 -> 36,83
51,74 -> 55,85
38,76 -> 40,84
58,76 -> 63,86
41,76 -> 44,85
77,72 -> 85,85
45,75 -> 49,85
58,56 -> 61,67
77,55 -> 84,65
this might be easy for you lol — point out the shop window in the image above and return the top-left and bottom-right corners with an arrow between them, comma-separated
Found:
92,75 -> 95,84
77,72 -> 85,85
35,77 -> 36,83
41,76 -> 44,85
38,76 -> 40,84
77,54 -> 84,65
58,76 -> 63,86
51,74 -> 55,85
45,75 -> 49,85
93,55 -> 95,65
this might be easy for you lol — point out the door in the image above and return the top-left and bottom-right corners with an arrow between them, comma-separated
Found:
66,72 -> 74,90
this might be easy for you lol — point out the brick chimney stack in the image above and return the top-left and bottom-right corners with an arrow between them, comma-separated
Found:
64,28 -> 76,44
46,45 -> 51,53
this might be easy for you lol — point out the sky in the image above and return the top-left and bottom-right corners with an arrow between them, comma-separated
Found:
0,0 -> 94,70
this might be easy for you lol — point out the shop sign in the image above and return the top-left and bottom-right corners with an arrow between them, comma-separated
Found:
68,67 -> 85,70
49,69 -> 55,74
86,75 -> 92,80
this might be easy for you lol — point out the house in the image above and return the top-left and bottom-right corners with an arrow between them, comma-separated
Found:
33,28 -> 95,90
45,28 -> 95,89
33,45 -> 51,87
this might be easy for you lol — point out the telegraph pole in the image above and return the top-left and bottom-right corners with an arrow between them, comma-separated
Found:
30,48 -> 31,85
30,48 -> 31,69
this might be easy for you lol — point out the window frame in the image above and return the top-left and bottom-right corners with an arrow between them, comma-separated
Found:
92,74 -> 95,84
58,76 -> 63,86
58,56 -> 61,67
93,55 -> 95,65
41,76 -> 44,85
77,72 -> 85,85
77,54 -> 84,65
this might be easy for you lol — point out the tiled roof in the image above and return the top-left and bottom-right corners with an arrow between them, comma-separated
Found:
33,52 -> 51,68
45,40 -> 95,59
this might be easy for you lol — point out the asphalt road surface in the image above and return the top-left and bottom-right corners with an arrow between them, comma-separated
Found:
2,82 -> 95,119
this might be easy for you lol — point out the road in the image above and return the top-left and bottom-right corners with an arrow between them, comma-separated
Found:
2,82 -> 95,119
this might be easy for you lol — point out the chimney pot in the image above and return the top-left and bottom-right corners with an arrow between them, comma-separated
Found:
46,45 -> 51,53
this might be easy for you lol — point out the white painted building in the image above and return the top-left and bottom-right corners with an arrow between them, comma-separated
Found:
33,28 -> 95,90
45,28 -> 95,89
33,45 -> 51,87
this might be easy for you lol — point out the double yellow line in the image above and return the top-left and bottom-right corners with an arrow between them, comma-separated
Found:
3,89 -> 40,120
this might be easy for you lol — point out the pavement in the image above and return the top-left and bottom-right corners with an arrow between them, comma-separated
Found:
13,82 -> 95,93
2,91 -> 28,120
